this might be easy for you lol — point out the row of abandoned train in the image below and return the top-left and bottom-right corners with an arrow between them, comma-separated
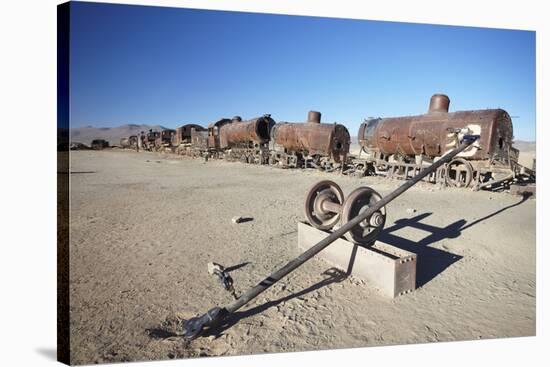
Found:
119,94 -> 534,191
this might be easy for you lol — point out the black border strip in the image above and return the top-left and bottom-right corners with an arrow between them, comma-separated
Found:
57,1 -> 70,365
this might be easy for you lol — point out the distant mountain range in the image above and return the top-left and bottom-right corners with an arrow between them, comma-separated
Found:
70,124 -> 167,146
70,124 -> 536,153
512,140 -> 536,153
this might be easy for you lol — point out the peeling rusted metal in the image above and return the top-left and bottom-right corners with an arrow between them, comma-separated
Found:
271,111 -> 350,163
219,115 -> 275,149
191,127 -> 208,150
207,118 -> 232,150
173,124 -> 206,146
307,110 -> 321,124
428,94 -> 450,114
358,94 -> 514,161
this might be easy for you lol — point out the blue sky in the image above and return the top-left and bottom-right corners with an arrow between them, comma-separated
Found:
69,2 -> 536,140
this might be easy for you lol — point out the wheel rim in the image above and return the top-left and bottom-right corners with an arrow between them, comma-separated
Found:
304,180 -> 344,230
341,186 -> 386,246
446,158 -> 473,187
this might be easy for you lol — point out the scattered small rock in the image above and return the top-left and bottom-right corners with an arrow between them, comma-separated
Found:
406,208 -> 417,215
232,216 -> 244,224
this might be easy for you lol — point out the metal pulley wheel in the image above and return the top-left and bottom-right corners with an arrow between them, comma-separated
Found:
446,158 -> 473,188
304,180 -> 344,230
340,186 -> 386,246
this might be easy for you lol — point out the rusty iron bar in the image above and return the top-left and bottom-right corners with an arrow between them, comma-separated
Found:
223,135 -> 479,314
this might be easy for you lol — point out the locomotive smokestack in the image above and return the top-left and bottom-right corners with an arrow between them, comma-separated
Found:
428,94 -> 450,114
232,116 -> 242,123
307,110 -> 321,124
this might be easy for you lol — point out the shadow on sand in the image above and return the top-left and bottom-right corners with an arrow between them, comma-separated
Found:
153,194 -> 531,339
377,192 -> 531,287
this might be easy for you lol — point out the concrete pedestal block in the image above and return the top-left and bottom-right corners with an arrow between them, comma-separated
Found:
297,221 -> 417,298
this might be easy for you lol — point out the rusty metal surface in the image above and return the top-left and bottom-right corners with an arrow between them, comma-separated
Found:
219,115 -> 275,149
207,118 -> 232,149
358,95 -> 513,160
146,130 -> 160,144
155,129 -> 175,147
271,111 -> 350,162
191,128 -> 208,150
428,94 -> 450,113
307,110 -> 321,124
173,124 -> 206,146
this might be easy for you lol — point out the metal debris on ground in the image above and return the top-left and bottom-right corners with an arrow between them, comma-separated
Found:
207,262 -> 237,299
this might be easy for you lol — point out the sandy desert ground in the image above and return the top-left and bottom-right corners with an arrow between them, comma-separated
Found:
67,150 -> 535,364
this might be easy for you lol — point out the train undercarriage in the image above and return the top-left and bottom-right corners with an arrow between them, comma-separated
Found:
344,149 -> 534,191
223,142 -> 270,165
142,140 -> 533,193
268,150 -> 344,172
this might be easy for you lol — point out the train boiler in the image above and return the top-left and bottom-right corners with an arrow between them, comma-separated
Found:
355,94 -> 519,189
269,111 -> 351,171
218,114 -> 276,164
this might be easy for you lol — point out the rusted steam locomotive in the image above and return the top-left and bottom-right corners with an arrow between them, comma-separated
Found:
136,128 -> 176,152
269,111 -> 351,171
179,115 -> 277,162
350,94 -> 521,189
118,94 -> 531,191
192,111 -> 349,169
218,115 -> 276,164
171,124 -> 207,155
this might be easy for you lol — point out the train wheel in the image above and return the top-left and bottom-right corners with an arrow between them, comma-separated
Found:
341,187 -> 386,246
446,158 -> 473,188
304,180 -> 344,230
289,155 -> 298,168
